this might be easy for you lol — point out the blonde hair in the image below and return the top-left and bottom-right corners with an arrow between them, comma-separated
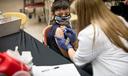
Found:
76,0 -> 128,52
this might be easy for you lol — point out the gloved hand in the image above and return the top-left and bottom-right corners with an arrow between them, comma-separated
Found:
64,28 -> 77,43
55,37 -> 72,51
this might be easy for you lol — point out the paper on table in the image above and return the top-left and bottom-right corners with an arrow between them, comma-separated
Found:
32,63 -> 80,76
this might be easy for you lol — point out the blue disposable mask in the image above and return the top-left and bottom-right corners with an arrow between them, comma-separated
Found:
54,15 -> 71,25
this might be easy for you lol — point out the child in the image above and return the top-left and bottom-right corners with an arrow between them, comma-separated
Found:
47,0 -> 76,58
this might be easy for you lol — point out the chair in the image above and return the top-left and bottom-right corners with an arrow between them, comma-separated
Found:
42,25 -> 69,57
42,25 -> 52,46
2,12 -> 28,28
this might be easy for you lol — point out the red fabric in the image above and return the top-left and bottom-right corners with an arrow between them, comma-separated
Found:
0,52 -> 29,76
43,26 -> 51,46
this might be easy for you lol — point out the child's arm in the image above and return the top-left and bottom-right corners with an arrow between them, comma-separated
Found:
55,27 -> 69,57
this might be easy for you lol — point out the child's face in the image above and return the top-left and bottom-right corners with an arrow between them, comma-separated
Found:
54,9 -> 71,25
54,9 -> 70,17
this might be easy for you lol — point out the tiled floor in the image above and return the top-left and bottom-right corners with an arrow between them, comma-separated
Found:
0,0 -> 46,43
23,16 -> 46,43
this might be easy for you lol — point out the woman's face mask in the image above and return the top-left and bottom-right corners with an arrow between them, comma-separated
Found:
55,15 -> 71,25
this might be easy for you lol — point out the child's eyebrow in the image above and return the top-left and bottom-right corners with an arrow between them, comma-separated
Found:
57,12 -> 70,16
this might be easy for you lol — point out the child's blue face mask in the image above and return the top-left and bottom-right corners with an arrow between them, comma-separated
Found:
55,15 -> 71,25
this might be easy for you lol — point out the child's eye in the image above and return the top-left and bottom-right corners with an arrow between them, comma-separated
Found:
65,13 -> 70,16
56,13 -> 70,17
57,13 -> 63,16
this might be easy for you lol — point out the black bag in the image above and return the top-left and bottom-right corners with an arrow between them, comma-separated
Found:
111,2 -> 128,21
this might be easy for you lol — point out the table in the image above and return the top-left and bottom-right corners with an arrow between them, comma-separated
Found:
0,30 -> 91,76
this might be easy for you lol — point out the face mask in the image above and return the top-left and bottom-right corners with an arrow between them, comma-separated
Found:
54,15 -> 71,25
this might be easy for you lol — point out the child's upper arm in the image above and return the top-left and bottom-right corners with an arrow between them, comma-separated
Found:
55,27 -> 64,38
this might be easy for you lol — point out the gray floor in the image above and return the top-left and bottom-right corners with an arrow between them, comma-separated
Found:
23,16 -> 46,43
0,0 -> 46,43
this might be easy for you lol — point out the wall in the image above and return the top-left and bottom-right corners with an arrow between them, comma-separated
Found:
0,0 -> 23,12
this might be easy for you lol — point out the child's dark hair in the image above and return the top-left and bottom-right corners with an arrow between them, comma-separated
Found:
51,0 -> 70,13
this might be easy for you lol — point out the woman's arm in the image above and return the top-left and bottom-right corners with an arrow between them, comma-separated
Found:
67,25 -> 103,66
68,48 -> 76,60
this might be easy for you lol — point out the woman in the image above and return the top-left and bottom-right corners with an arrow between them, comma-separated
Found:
57,0 -> 128,76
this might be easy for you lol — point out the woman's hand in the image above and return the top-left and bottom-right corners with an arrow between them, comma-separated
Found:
55,37 -> 72,51
64,28 -> 77,43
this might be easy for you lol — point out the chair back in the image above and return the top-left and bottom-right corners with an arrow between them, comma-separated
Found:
43,25 -> 52,46
2,12 -> 28,27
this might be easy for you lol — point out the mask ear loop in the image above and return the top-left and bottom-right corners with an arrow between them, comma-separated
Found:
66,15 -> 71,20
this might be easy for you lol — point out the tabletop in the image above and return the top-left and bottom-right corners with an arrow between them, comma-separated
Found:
0,30 -> 91,76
